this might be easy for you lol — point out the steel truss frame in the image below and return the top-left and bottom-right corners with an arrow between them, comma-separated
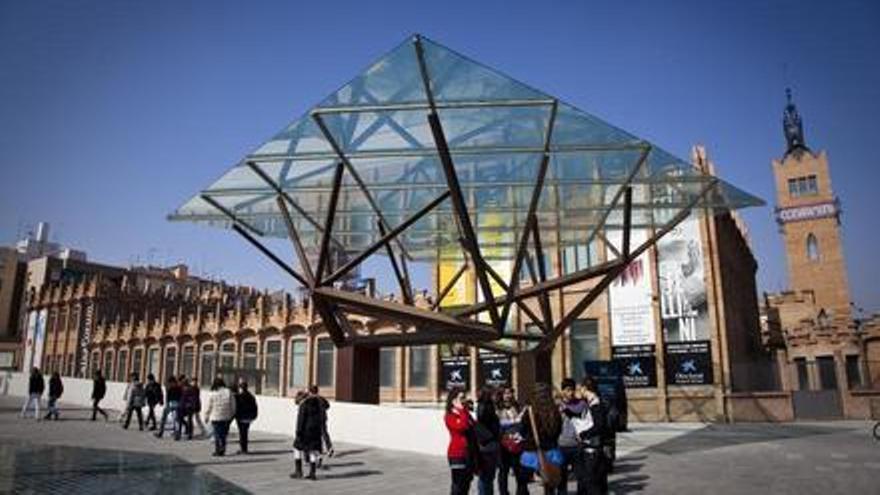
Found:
199,35 -> 722,355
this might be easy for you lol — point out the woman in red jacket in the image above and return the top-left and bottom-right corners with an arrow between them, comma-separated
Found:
445,388 -> 477,495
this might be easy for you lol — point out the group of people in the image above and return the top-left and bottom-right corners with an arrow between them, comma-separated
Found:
444,376 -> 615,495
19,367 -> 63,421
21,367 -> 259,458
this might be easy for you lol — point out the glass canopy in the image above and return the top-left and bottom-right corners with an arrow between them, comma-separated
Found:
169,35 -> 762,264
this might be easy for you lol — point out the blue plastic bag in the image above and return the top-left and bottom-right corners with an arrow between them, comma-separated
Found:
520,448 -> 564,470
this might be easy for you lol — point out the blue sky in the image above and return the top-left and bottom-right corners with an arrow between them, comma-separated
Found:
1,1 -> 878,312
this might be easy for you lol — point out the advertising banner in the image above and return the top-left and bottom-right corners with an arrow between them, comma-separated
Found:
32,310 -> 48,370
657,216 -> 710,342
607,229 -> 655,346
22,311 -> 37,371
440,355 -> 470,392
477,351 -> 511,389
664,340 -> 713,385
612,344 -> 657,388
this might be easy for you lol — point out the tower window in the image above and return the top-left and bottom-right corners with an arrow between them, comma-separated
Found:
788,175 -> 818,198
806,233 -> 820,261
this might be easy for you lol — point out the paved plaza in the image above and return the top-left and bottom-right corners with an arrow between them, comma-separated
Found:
0,395 -> 876,494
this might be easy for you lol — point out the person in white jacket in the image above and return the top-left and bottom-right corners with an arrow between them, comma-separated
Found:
203,377 -> 236,456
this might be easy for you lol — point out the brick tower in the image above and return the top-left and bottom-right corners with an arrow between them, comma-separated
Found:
772,89 -> 851,320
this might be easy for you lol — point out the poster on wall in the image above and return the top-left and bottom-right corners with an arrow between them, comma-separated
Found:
664,340 -> 713,385
607,229 -> 655,346
612,344 -> 657,388
22,311 -> 37,372
440,355 -> 470,392
657,216 -> 710,343
32,310 -> 48,370
478,351 -> 511,389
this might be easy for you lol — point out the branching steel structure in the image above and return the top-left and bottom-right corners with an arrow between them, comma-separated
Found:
171,35 -> 761,356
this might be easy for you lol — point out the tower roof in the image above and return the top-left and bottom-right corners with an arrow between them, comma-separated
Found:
783,88 -> 811,158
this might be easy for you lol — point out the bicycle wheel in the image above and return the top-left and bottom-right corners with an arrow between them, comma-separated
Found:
874,422 -> 880,441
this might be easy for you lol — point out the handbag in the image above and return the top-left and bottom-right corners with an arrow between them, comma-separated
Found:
526,406 -> 563,488
500,431 -> 523,454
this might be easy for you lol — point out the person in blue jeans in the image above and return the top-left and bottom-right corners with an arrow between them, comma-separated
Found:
154,376 -> 181,438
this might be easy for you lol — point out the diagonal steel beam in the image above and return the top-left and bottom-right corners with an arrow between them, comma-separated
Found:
275,195 -> 315,287
323,191 -> 450,286
414,34 -> 501,328
245,160 -> 347,253
312,299 -> 348,347
200,193 -> 265,237
431,259 -> 469,311
376,220 -> 413,305
476,255 -> 545,331
315,162 -> 346,283
500,100 -> 558,329
201,194 -> 310,288
313,287 -> 498,337
311,112 -> 414,262
530,215 -> 554,332
583,145 -> 651,251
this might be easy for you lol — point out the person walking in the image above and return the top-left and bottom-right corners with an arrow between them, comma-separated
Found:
234,379 -> 258,454
445,388 -> 478,495
44,372 -> 64,420
178,376 -> 197,440
292,388 -> 324,480
190,378 -> 209,438
91,370 -> 109,421
144,374 -> 163,430
154,376 -> 181,438
558,378 -> 590,495
123,372 -> 146,431
521,383 -> 563,495
203,377 -> 236,456
20,368 -> 44,420
497,387 -> 528,495
310,385 -> 334,468
476,388 -> 501,495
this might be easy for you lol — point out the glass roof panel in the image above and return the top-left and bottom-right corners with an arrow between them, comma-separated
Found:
171,34 -> 764,263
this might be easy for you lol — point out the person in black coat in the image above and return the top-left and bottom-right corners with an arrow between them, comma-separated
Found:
292,389 -> 324,480
20,367 -> 45,420
476,388 -> 501,494
144,373 -> 163,430
44,372 -> 64,420
234,379 -> 258,454
91,370 -> 108,421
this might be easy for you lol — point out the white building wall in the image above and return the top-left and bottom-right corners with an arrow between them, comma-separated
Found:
0,372 -> 448,456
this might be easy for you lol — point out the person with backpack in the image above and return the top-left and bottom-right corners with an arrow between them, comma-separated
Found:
44,372 -> 63,420
144,373 -> 163,430
91,370 -> 109,421
20,367 -> 44,420
234,378 -> 258,454
123,372 -> 146,430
